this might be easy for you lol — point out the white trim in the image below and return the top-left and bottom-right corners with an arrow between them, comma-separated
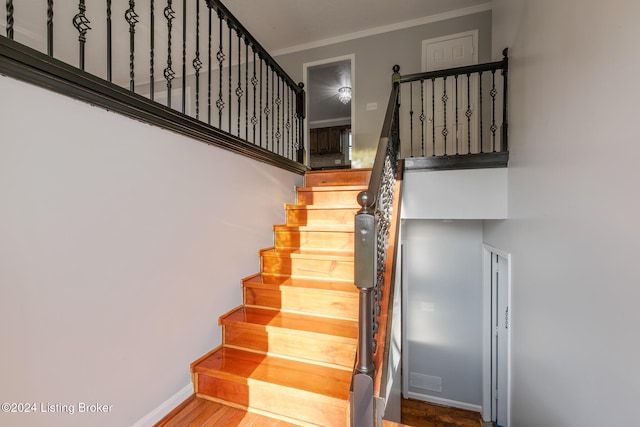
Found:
302,54 -> 355,166
272,3 -> 492,57
407,391 -> 482,413
309,117 -> 352,126
130,384 -> 192,427
482,244 -> 512,426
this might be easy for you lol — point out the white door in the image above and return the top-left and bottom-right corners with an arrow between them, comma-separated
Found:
491,252 -> 510,427
422,31 -> 478,156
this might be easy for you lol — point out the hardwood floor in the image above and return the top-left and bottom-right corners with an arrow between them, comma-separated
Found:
400,398 -> 483,427
155,395 -> 484,427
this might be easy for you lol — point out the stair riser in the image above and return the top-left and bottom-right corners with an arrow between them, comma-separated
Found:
297,190 -> 362,206
223,324 -> 356,368
261,256 -> 353,281
286,208 -> 359,226
196,374 -> 348,426
244,286 -> 358,320
305,170 -> 371,187
275,230 -> 354,252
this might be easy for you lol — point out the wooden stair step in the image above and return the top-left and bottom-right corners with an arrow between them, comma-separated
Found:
304,168 -> 372,187
274,225 -> 354,252
260,248 -> 354,281
192,347 -> 350,426
243,273 -> 357,293
296,185 -> 365,206
221,306 -> 357,367
285,204 -> 360,226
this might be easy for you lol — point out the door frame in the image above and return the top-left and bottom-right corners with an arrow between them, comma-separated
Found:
302,54 -> 355,166
482,244 -> 512,425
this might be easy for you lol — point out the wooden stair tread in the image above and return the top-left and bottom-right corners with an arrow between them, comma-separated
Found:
260,247 -> 354,260
193,347 -> 352,400
222,306 -> 357,340
273,224 -> 354,232
286,203 -> 360,210
297,185 -> 366,192
243,273 -> 357,293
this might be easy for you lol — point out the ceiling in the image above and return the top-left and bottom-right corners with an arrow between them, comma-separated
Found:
222,0 -> 490,53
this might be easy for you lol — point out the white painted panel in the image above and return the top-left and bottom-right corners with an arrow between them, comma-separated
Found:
401,168 -> 508,220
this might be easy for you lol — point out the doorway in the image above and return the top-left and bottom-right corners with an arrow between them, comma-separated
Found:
303,55 -> 354,169
482,245 -> 511,427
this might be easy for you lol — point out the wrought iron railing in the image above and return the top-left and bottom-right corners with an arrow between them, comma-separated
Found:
0,0 -> 306,173
399,49 -> 509,169
351,66 -> 402,427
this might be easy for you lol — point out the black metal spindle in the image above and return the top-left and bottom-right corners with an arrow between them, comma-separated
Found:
442,76 -> 448,155
150,0 -> 154,101
455,74 -> 459,155
271,69 -> 275,152
431,78 -> 435,156
46,0 -> 53,54
207,6 -> 212,124
164,0 -> 175,108
264,64 -> 270,150
244,37 -> 249,140
276,76 -> 281,154
216,12 -> 224,127
286,87 -> 291,158
193,0 -> 202,119
501,48 -> 509,152
181,0 -> 186,114
125,1 -> 139,92
73,0 -> 91,70
259,58 -> 263,148
106,0 -> 112,82
409,81 -> 414,156
466,73 -> 472,154
236,29 -> 243,136
228,22 -> 232,132
420,80 -> 425,156
6,0 -> 14,39
479,71 -> 483,153
251,49 -> 258,143
490,70 -> 497,152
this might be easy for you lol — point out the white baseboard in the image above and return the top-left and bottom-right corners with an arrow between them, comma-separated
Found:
131,384 -> 193,427
406,391 -> 482,413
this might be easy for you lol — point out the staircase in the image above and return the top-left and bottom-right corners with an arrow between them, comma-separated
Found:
189,169 -> 372,426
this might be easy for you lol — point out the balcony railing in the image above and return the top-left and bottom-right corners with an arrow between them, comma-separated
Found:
0,0 -> 306,173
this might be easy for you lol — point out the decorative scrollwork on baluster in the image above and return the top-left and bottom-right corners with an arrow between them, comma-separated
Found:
193,0 -> 202,119
73,0 -> 91,70
164,0 -> 176,107
125,1 -> 139,92
6,0 -> 15,39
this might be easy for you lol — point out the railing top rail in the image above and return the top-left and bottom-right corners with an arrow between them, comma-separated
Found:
399,49 -> 509,84
206,0 -> 301,93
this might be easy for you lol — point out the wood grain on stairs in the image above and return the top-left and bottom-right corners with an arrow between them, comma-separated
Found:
187,169 -> 371,426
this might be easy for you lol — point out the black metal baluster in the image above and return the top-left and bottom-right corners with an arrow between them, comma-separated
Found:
479,71 -> 484,153
207,6 -> 212,124
490,70 -> 498,152
6,0 -> 14,39
264,64 -> 270,150
46,1 -> 53,54
244,37 -> 249,140
259,58 -> 263,148
73,0 -> 91,70
228,21 -> 232,132
431,78 -> 435,156
251,48 -> 258,143
236,30 -> 242,136
502,48 -> 509,153
466,73 -> 472,154
286,87 -> 291,158
164,0 -> 175,108
455,74 -> 459,155
125,0 -> 139,92
181,0 -> 186,114
150,0 -> 154,101
193,0 -> 202,119
106,0 -> 112,82
409,81 -> 414,157
442,76 -> 448,155
271,69 -> 275,152
216,12 -> 224,127
420,80 -> 425,156
276,76 -> 281,154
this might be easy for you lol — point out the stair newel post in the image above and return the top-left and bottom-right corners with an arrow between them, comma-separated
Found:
352,190 -> 376,427
296,82 -> 306,164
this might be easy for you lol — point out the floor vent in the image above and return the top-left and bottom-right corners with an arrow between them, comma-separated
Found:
410,372 -> 442,392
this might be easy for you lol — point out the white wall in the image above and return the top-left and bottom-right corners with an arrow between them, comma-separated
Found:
0,75 -> 301,427
403,220 -> 483,409
274,11 -> 492,168
486,0 -> 640,425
